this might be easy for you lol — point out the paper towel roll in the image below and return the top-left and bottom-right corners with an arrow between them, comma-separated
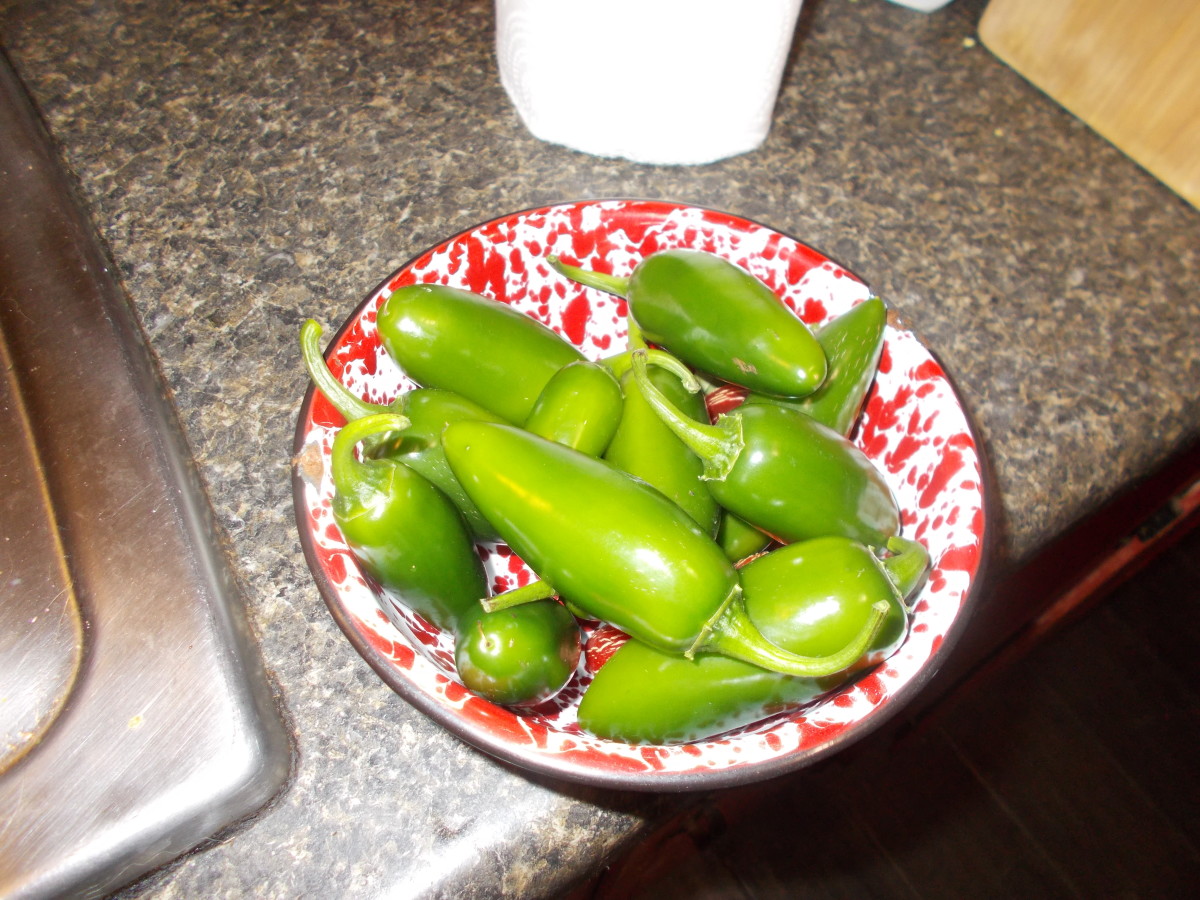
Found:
885,0 -> 956,11
495,0 -> 804,166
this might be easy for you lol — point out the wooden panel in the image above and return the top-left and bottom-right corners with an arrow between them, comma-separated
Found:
1047,564 -> 1200,850
943,667 -> 1200,897
979,0 -> 1200,208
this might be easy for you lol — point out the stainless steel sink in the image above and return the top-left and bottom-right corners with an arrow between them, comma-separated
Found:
0,51 -> 291,898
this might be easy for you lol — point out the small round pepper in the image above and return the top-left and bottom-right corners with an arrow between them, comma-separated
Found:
740,535 -> 921,669
454,601 -> 582,708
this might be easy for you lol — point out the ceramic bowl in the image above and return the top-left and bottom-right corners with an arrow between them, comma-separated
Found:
292,199 -> 990,791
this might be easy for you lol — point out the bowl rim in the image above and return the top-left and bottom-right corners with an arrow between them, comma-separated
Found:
290,198 -> 995,791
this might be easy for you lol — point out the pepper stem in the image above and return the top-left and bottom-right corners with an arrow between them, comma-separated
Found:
301,319 -> 388,422
630,349 -> 743,480
547,255 -> 631,297
480,579 -> 558,613
330,413 -> 411,500
702,597 -> 890,678
881,536 -> 931,603
626,315 -> 648,351
604,347 -> 700,390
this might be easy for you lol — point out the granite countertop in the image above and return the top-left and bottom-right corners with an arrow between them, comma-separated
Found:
1,0 -> 1197,896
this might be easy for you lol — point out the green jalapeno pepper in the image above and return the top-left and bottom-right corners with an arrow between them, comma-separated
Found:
577,536 -> 928,744
441,421 -> 887,677
709,299 -> 887,557
330,413 -> 488,634
717,512 -> 773,561
377,283 -> 585,424
578,643 -> 827,746
603,362 -> 720,536
454,600 -> 582,708
524,359 -> 624,457
747,296 -> 887,436
301,319 -> 505,540
602,337 -> 719,532
629,350 -> 900,546
549,250 -> 827,398
740,535 -> 924,667
480,348 -> 716,614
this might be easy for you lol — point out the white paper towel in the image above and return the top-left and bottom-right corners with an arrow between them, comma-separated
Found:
885,0 -> 956,11
495,0 -> 804,165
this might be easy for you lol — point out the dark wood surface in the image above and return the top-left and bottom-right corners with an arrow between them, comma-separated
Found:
593,523 -> 1200,899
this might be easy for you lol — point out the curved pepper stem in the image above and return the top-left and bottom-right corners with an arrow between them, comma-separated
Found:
480,579 -> 558,613
301,319 -> 389,422
604,347 -> 701,391
487,575 -> 888,678
330,413 -> 412,503
700,592 -> 890,678
881,536 -> 931,604
482,579 -> 593,619
629,349 -> 743,480
547,255 -> 631,297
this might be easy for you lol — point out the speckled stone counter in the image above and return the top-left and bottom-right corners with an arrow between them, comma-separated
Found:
1,0 -> 1196,896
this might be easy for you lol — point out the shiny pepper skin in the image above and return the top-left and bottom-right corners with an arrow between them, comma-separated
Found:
329,413 -> 488,634
300,318 -> 505,539
524,359 -> 625,457
454,601 -> 582,708
630,350 -> 900,546
443,421 -> 887,678
748,296 -> 887,436
603,362 -> 720,536
377,283 -> 585,424
549,251 -> 827,398
577,536 -> 928,744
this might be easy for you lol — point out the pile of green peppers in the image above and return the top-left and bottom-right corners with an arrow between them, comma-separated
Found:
301,249 -> 930,744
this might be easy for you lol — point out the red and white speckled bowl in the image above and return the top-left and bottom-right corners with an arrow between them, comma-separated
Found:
292,200 -> 991,791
